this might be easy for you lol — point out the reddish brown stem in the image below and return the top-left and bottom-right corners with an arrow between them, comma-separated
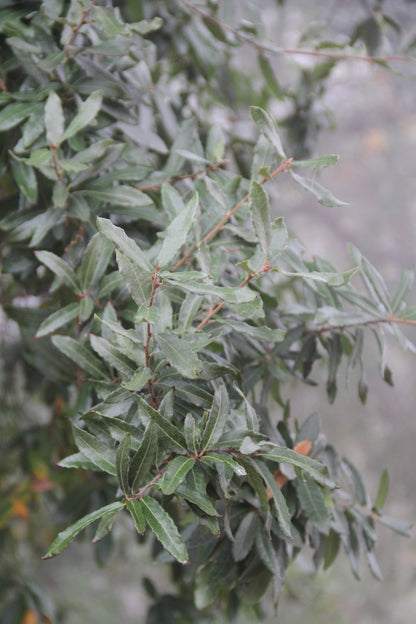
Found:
176,0 -> 410,65
64,0 -> 98,52
0,77 -> 7,93
136,159 -> 229,192
172,159 -> 292,272
50,145 -> 63,183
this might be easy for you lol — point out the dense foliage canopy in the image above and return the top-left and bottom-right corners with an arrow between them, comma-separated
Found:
1,1 -> 414,622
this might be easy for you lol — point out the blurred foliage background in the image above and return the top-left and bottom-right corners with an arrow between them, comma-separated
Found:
1,0 -> 415,622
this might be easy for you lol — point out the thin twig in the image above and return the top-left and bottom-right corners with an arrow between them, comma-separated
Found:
176,0 -> 410,65
50,145 -> 63,183
172,158 -> 292,272
136,159 -> 229,192
196,260 -> 270,329
0,77 -> 7,94
64,0 -> 98,53
309,314 -> 416,336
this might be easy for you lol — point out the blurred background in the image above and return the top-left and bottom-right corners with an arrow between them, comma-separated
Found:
2,1 -> 416,622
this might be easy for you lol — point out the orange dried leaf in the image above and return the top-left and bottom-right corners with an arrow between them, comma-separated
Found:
22,609 -> 39,624
11,499 -> 30,520
293,439 -> 312,456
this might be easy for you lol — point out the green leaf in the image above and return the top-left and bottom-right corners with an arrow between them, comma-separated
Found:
126,499 -> 146,534
176,467 -> 218,516
35,250 -> 81,294
161,182 -> 185,219
44,91 -> 64,145
373,469 -> 389,512
52,335 -> 110,380
201,452 -> 246,477
249,180 -> 272,256
164,278 -> 257,304
200,385 -> 229,452
232,512 -> 257,561
79,233 -> 114,291
136,395 -> 187,452
184,413 -> 198,454
11,159 -> 38,203
342,458 -> 367,506
218,319 -> 285,343
278,266 -> 359,287
250,106 -> 286,159
258,446 -> 335,489
116,250 -> 153,307
57,452 -> 98,471
250,458 -> 292,536
270,217 -> 288,259
129,422 -> 158,492
92,508 -> 121,543
296,475 -> 331,534
291,155 -> 339,169
72,425 -> 116,475
391,269 -> 413,314
141,496 -> 189,564
42,502 -> 125,558
122,367 -> 151,392
89,334 -> 135,377
116,433 -> 131,495
323,530 -> 341,570
0,101 -> 34,131
255,526 -> 279,574
97,217 -> 153,273
82,186 -> 153,207
377,515 -> 412,537
290,171 -> 348,207
158,192 -> 198,268
35,302 -> 80,338
60,90 -> 103,142
155,331 -> 203,379
161,456 -> 195,495
258,54 -> 284,100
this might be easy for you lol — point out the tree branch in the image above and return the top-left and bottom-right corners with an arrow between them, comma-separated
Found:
176,0 -> 410,65
135,159 -> 229,192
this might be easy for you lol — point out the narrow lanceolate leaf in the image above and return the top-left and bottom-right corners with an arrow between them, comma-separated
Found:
200,385 -> 229,452
136,395 -> 186,452
218,319 -> 285,343
164,278 -> 257,304
201,452 -> 246,477
116,250 -> 153,307
232,512 -> 257,561
122,367 -> 151,392
323,530 -> 341,570
129,422 -> 158,492
126,499 -> 146,534
297,475 -> 331,534
72,425 -> 116,475
250,458 -> 292,536
35,302 -> 80,338
258,54 -> 284,100
161,456 -> 195,495
35,251 -> 81,294
116,434 -> 131,495
97,217 -> 153,272
377,515 -> 412,537
57,452 -> 98,471
278,267 -> 359,287
0,102 -> 34,131
83,186 -> 153,207
92,508 -> 121,543
42,502 -> 125,558
89,334 -> 135,377
60,90 -> 103,142
177,468 -> 218,516
258,446 -> 335,489
341,458 -> 367,506
250,106 -> 286,159
158,192 -> 198,268
291,155 -> 339,169
290,171 -> 348,207
373,469 -> 389,512
141,496 -> 189,564
52,336 -> 110,380
391,269 -> 413,314
184,413 -> 198,454
79,233 -> 114,291
249,181 -> 272,257
156,332 -> 203,379
44,91 -> 64,145
255,526 -> 279,575
161,182 -> 185,219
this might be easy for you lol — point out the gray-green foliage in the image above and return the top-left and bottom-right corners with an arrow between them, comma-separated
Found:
0,1 -> 414,622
